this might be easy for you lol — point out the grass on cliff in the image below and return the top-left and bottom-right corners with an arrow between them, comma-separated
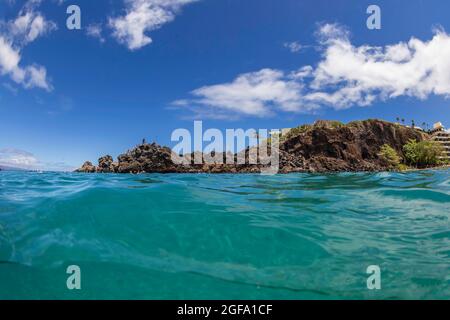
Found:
281,124 -> 313,142
281,120 -> 345,142
283,119 -> 383,142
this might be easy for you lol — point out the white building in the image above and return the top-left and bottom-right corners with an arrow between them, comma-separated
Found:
269,128 -> 292,137
430,122 -> 450,161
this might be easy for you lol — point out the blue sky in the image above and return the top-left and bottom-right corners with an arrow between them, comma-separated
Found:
1,0 -> 450,170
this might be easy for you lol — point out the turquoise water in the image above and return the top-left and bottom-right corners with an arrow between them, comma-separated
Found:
0,170 -> 449,300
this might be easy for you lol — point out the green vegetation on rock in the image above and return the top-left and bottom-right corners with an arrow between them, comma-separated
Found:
403,139 -> 445,167
378,144 -> 401,169
282,124 -> 312,142
314,120 -> 344,129
327,120 -> 345,129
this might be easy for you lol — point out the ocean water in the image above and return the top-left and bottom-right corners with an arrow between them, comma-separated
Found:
0,170 -> 449,300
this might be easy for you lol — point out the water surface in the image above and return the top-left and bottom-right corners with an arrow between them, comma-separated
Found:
0,170 -> 449,299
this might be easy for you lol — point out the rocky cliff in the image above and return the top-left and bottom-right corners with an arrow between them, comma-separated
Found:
76,119 -> 429,174
279,119 -> 428,172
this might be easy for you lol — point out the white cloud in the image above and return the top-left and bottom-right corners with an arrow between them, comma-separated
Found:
316,23 -> 349,43
385,42 -> 412,62
289,66 -> 313,80
109,0 -> 198,50
0,148 -> 39,168
0,1 -> 55,91
8,8 -> 56,44
0,148 -> 74,171
86,23 -> 105,43
176,24 -> 450,118
307,24 -> 450,108
284,41 -> 303,53
0,36 -> 52,91
0,36 -> 21,73
189,69 -> 315,117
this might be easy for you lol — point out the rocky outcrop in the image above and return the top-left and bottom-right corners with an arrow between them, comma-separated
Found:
116,143 -> 180,173
77,161 -> 97,173
76,119 -> 430,174
279,119 -> 428,172
96,155 -> 115,173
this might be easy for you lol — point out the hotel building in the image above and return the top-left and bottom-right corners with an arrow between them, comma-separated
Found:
430,122 -> 450,161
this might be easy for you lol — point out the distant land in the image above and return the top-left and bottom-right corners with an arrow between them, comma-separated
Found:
0,165 -> 29,172
76,119 -> 449,174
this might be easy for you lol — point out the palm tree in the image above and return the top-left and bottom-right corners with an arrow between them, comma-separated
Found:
253,131 -> 262,160
396,117 -> 400,123
401,118 -> 405,125
253,132 -> 261,145
411,120 -> 415,128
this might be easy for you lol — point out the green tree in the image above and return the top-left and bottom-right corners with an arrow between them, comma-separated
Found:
403,139 -> 419,165
403,139 -> 444,167
378,144 -> 401,169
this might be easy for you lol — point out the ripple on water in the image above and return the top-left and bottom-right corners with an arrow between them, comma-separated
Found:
0,169 -> 449,299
